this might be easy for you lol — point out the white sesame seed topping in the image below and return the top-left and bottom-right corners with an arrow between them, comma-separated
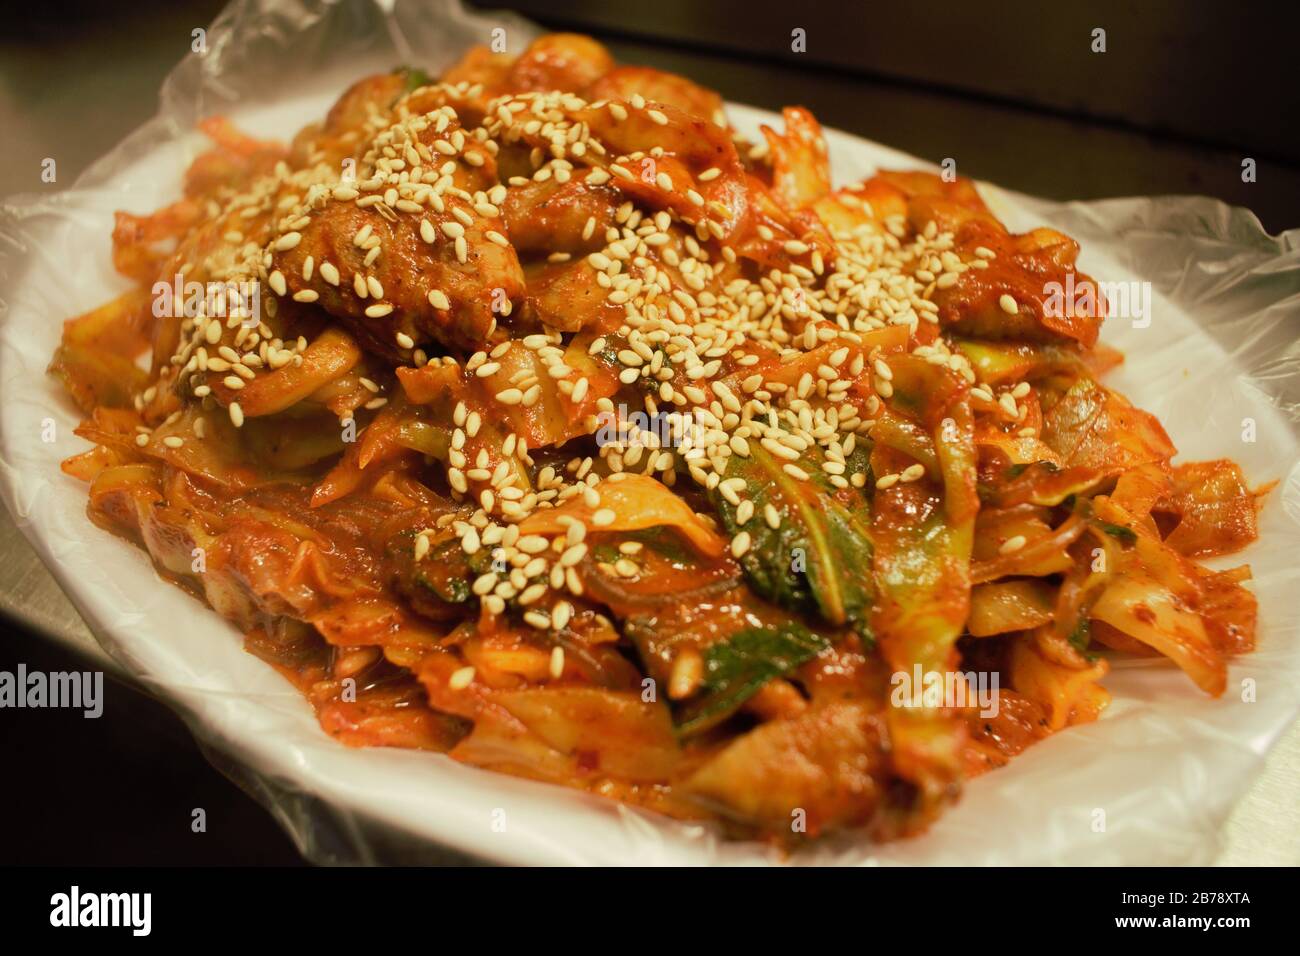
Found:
731,531 -> 751,558
999,535 -> 1028,555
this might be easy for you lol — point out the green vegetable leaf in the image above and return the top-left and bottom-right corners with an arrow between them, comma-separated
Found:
952,337 -> 1086,384
1095,520 -> 1137,545
398,66 -> 431,92
389,527 -> 496,613
1068,617 -> 1092,653
869,356 -> 980,811
1005,460 -> 1059,480
1067,617 -> 1101,661
417,536 -> 481,604
707,444 -> 875,642
673,621 -> 829,735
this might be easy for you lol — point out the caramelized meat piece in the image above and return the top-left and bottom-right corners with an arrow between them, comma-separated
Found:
271,195 -> 525,359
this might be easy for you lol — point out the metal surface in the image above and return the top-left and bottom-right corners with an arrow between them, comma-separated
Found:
1,0 -> 1296,866
0,511 -> 112,668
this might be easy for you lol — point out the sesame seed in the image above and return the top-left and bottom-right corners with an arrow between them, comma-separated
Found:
560,542 -> 588,566
449,666 -> 476,690
519,583 -> 547,605
552,602 -> 572,631
999,535 -> 1028,555
999,294 -> 1019,315
669,649 -> 703,700
731,531 -> 751,558
518,535 -> 550,554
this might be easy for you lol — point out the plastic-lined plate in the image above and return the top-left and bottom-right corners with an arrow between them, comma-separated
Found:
2,77 -> 1298,865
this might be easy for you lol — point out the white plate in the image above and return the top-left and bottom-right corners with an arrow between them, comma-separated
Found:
2,90 -> 1299,866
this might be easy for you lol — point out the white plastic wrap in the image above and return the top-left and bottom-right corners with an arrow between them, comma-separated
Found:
2,0 -> 1298,865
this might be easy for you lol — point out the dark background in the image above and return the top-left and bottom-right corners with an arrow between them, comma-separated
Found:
1,0 -> 1297,866
0,616 -> 306,865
